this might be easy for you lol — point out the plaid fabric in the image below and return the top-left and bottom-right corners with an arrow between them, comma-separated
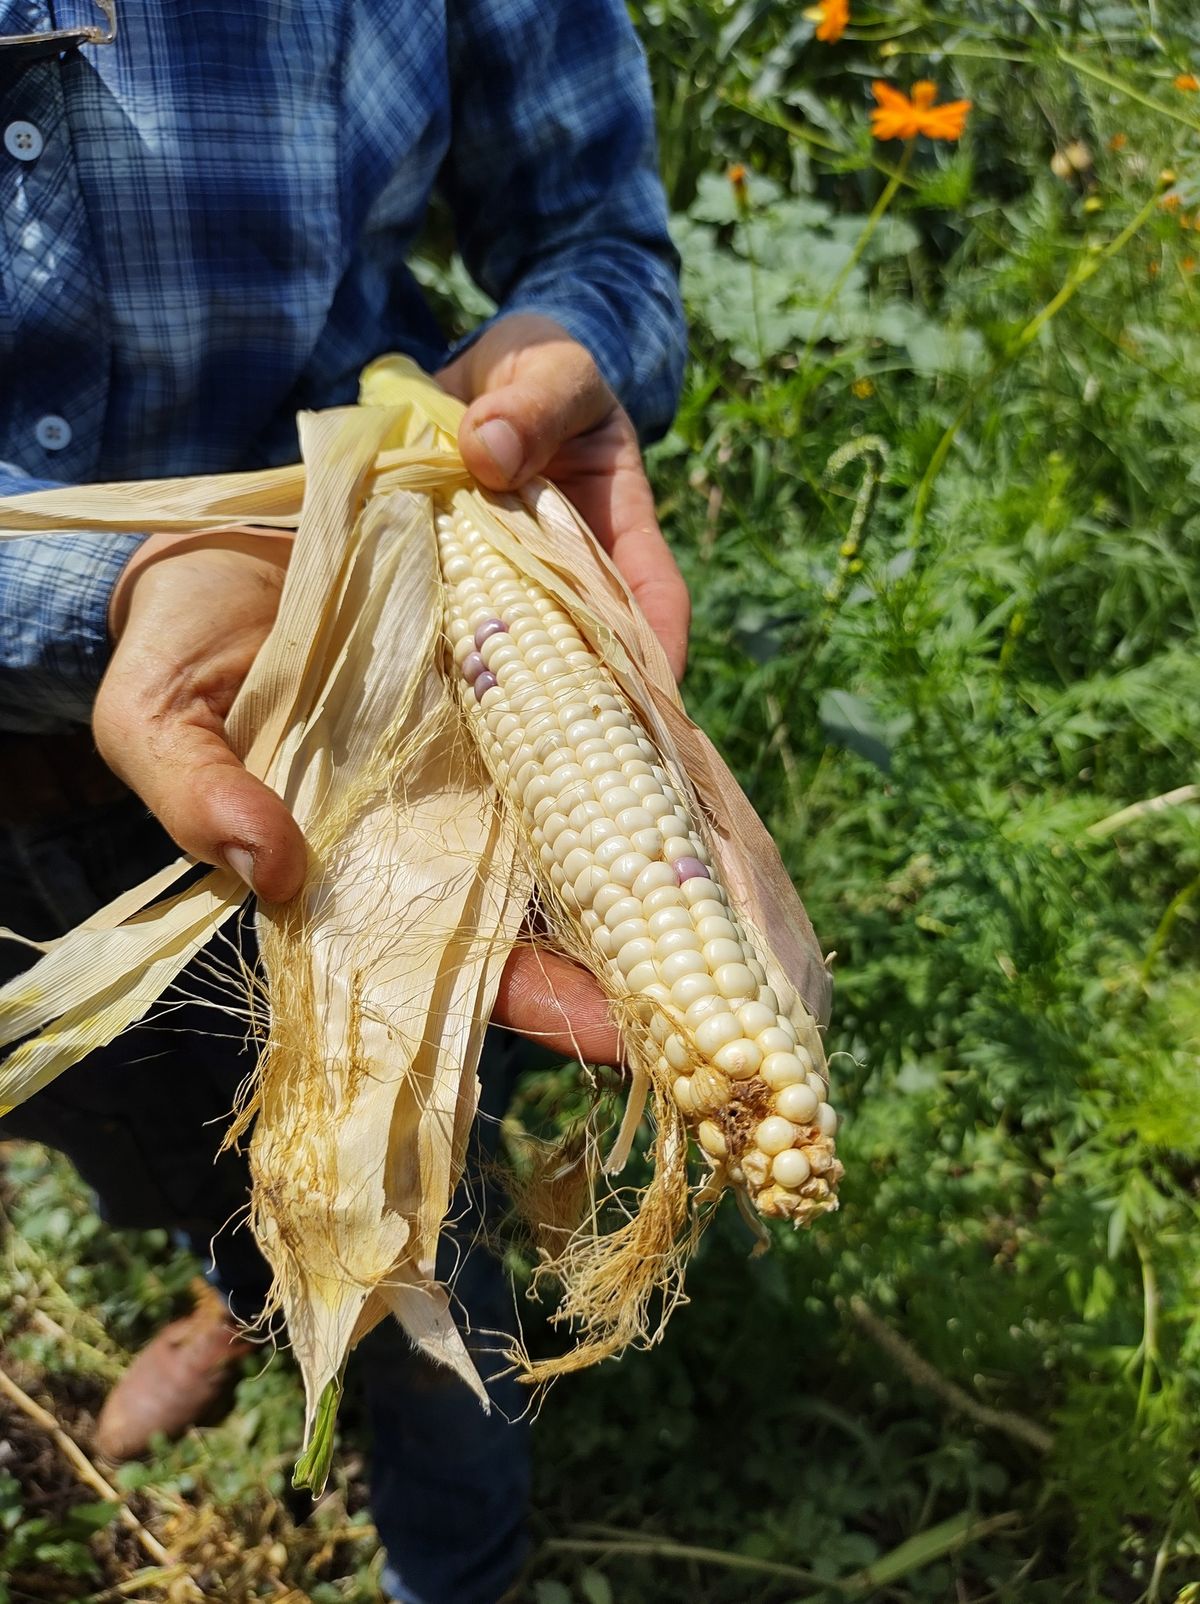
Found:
0,0 -> 685,730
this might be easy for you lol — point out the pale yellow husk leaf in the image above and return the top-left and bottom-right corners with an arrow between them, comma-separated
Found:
0,400 -> 529,1450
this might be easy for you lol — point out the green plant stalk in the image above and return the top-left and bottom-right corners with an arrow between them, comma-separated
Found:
800,140 -> 916,380
821,435 -> 891,617
1139,874 -> 1200,989
292,1369 -> 344,1493
911,185 -> 1163,541
1131,1231 -> 1161,1424
546,1509 -> 1020,1596
880,40 -> 1032,64
1058,47 -> 1200,134
734,184 -> 767,370
845,1509 -> 1021,1589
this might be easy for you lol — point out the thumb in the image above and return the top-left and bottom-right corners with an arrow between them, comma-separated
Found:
457,338 -> 613,491
94,689 -> 308,904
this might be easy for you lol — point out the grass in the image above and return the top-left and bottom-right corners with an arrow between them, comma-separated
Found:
4,2 -> 1200,1600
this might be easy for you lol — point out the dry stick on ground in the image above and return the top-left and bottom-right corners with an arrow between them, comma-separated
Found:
77,1568 -> 196,1603
1085,783 -> 1200,840
542,1535 -> 823,1585
0,1362 -> 202,1595
849,1296 -> 1055,1456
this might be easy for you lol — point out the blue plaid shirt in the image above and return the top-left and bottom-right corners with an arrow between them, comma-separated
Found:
0,0 -> 684,732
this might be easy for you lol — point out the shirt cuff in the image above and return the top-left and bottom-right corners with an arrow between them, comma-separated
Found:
0,532 -> 147,733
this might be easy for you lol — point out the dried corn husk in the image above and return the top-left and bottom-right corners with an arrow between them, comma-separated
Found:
0,358 -> 834,1484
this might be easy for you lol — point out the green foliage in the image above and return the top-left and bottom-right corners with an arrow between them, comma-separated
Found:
0,1471 -> 116,1601
5,3 -> 1200,1601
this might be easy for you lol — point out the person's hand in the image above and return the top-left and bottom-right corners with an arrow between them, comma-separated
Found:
95,524 -> 623,1061
439,312 -> 690,679
94,528 -> 307,903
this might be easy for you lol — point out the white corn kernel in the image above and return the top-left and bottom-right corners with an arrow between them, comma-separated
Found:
631,862 -> 677,899
609,917 -> 650,951
684,994 -> 729,1029
669,972 -> 718,1008
693,1013 -> 740,1056
616,937 -> 656,976
648,907 -> 692,937
594,835 -> 634,870
697,1121 -> 727,1159
626,960 -> 659,991
772,1149 -> 812,1188
602,897 -> 642,931
713,1038 -> 763,1079
654,927 -> 702,958
755,1116 -> 798,1156
642,885 -> 687,915
755,1026 -> 795,1056
664,1033 -> 690,1071
714,962 -> 756,1001
761,1051 -> 807,1090
775,1082 -> 819,1124
737,1001 -> 776,1038
659,949 -> 707,986
702,937 -> 744,969
610,851 -> 652,888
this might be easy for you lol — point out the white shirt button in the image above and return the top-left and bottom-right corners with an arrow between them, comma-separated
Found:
35,415 -> 72,451
5,122 -> 44,163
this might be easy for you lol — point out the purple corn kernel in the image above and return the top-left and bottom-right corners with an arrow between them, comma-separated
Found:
461,650 -> 486,683
673,856 -> 711,884
474,618 -> 507,650
473,670 -> 498,701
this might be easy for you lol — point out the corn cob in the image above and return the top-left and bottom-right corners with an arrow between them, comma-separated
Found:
436,502 -> 842,1222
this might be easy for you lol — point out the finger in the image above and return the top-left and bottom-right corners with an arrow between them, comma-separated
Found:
553,432 -> 691,682
94,686 -> 307,903
493,945 -> 622,1064
596,489 -> 691,683
455,336 -> 613,491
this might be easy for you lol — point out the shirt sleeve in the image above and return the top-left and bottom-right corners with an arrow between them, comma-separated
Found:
0,464 -> 144,733
439,0 -> 686,442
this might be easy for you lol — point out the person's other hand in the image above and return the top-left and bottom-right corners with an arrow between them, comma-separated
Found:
93,528 -> 307,903
94,524 -> 623,1062
439,312 -> 690,680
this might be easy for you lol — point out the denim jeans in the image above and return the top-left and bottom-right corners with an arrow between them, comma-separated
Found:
0,793 -> 530,1604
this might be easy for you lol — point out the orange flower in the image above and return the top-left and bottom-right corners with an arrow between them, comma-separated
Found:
805,0 -> 849,43
1175,73 -> 1199,92
870,80 -> 971,142
1108,132 -> 1128,151
727,163 -> 748,187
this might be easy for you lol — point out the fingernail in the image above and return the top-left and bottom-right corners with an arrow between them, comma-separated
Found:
222,845 -> 258,894
473,418 -> 524,481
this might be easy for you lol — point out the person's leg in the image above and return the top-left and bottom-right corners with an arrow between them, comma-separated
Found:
359,1033 -> 531,1604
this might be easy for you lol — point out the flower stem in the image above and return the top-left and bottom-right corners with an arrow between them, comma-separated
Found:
800,140 -> 916,378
